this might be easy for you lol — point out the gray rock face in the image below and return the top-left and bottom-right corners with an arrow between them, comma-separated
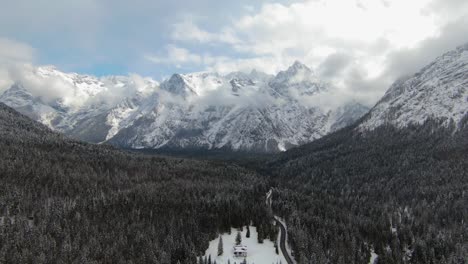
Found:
1,63 -> 369,152
359,43 -> 468,131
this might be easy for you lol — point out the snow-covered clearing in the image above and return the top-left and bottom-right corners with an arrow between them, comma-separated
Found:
202,226 -> 287,264
369,249 -> 378,264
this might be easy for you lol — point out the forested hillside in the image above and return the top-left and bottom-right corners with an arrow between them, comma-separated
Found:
1,100 -> 467,264
0,103 -> 274,263
267,121 -> 468,263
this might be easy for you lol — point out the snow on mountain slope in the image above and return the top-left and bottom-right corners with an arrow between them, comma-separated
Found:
109,102 -> 332,152
360,43 -> 468,131
34,66 -> 108,110
0,67 -> 160,143
1,62 -> 369,152
269,61 -> 328,98
0,66 -> 112,132
0,83 -> 64,128
108,64 -> 368,152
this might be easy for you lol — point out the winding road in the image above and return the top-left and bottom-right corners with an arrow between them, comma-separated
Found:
275,217 -> 294,264
266,188 -> 295,264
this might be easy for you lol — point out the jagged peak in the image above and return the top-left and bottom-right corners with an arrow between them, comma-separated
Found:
0,82 -> 32,97
160,73 -> 197,96
289,60 -> 311,71
275,61 -> 314,80
250,69 -> 259,75
8,81 -> 26,91
168,73 -> 185,82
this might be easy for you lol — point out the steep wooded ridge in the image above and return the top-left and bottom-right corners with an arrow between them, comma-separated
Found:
266,44 -> 468,263
0,62 -> 368,152
268,123 -> 467,263
0,102 -> 279,263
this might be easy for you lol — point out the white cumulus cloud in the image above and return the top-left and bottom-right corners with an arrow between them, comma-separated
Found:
163,0 -> 468,106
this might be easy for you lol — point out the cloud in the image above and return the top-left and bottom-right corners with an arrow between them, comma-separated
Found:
339,15 -> 468,108
0,38 -> 84,104
384,15 -> 468,78
167,0 -> 468,106
146,45 -> 202,66
0,38 -> 35,63
2,0 -> 467,109
145,45 -> 230,70
171,20 -> 217,43
317,53 -> 354,78
229,0 -> 439,56
425,0 -> 468,20
190,85 -> 279,110
92,74 -> 159,106
0,38 -> 36,92
207,56 -> 288,75
171,19 -> 239,44
7,64 -> 79,104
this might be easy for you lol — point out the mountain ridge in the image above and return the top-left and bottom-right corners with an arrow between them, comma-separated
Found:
1,62 -> 369,152
359,43 -> 468,131
263,44 -> 468,263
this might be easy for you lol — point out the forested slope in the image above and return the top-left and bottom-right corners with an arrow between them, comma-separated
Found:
1,97 -> 467,264
267,121 -> 468,263
0,103 -> 273,263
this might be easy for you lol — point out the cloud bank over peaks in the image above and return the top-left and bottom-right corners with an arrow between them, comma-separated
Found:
145,0 -> 468,107
0,44 -> 371,116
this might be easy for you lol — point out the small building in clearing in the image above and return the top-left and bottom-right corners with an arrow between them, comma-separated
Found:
233,245 -> 248,257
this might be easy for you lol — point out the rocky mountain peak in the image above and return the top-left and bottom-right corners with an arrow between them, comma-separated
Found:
0,64 -> 368,152
269,61 -> 324,97
359,43 -> 468,131
160,74 -> 197,96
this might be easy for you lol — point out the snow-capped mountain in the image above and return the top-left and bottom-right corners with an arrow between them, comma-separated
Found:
107,62 -> 368,152
360,43 -> 468,131
269,61 -> 328,98
1,62 -> 368,152
0,66 -> 112,131
0,83 -> 64,128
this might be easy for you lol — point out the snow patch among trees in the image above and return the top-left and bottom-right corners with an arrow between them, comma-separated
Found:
201,226 -> 286,264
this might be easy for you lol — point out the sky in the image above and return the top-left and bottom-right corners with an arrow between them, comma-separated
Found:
0,0 -> 468,105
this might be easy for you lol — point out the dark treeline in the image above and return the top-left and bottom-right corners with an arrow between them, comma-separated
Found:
0,104 -> 274,263
267,121 -> 468,264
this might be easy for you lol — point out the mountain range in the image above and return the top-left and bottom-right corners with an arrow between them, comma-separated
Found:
0,62 -> 368,152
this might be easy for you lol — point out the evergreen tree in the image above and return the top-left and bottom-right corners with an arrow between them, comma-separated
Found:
257,225 -> 264,244
236,231 -> 242,245
218,236 -> 223,256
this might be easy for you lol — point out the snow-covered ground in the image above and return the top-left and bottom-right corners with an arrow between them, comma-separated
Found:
202,226 -> 287,264
369,249 -> 378,264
